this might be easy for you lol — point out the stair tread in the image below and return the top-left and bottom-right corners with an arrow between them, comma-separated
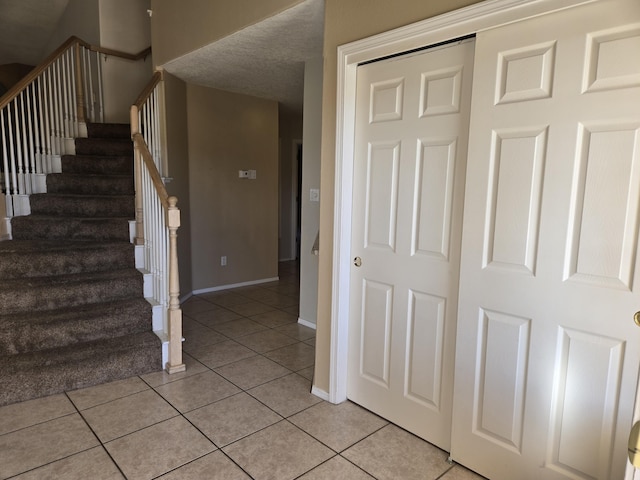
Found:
0,239 -> 131,254
2,331 -> 160,366
0,331 -> 161,406
0,298 -> 152,356
1,267 -> 142,288
0,297 -> 150,323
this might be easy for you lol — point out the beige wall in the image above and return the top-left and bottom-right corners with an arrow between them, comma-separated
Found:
98,0 -> 153,123
278,107 -> 303,261
43,0 -> 100,57
186,84 -> 279,291
163,72 -> 193,296
150,0 -> 304,66
313,0 -> 484,393
42,0 -> 152,123
300,57 -> 323,326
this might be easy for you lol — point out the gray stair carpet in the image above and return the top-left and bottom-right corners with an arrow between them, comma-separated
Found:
0,123 -> 161,407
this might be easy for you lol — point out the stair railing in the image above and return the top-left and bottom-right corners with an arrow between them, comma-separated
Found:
131,71 -> 185,374
0,36 -> 150,239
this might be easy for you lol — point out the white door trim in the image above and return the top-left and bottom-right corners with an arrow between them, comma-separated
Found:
329,0 -> 595,403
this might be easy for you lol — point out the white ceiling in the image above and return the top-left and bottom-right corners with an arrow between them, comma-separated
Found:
0,0 -> 69,65
161,0 -> 324,113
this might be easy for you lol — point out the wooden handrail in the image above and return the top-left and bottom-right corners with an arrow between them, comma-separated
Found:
0,36 -> 151,110
132,132 -> 169,209
134,71 -> 163,107
87,44 -> 152,62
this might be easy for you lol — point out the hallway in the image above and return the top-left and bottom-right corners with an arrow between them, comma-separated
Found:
0,261 -> 484,479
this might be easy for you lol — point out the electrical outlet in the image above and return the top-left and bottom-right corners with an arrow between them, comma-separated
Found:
221,256 -> 227,266
310,188 -> 320,202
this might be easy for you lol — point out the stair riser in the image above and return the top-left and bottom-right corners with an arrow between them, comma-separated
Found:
87,123 -> 131,139
47,174 -> 134,196
10,217 -> 130,242
0,273 -> 144,315
0,245 -> 134,279
29,194 -> 134,217
0,301 -> 152,355
75,138 -> 133,156
61,155 -> 133,175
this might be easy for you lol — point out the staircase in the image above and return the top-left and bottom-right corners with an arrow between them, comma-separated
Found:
0,123 -> 162,407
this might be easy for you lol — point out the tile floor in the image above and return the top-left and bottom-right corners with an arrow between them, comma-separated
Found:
0,261 -> 486,480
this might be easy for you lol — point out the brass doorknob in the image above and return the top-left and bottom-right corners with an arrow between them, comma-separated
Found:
354,256 -> 362,267
634,311 -> 640,327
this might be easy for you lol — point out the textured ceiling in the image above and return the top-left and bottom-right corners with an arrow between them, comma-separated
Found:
0,0 -> 323,113
162,0 -> 324,113
0,0 -> 69,65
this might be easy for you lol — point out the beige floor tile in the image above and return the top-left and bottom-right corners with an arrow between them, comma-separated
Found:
0,413 -> 99,479
81,389 -> 178,442
0,394 -> 75,435
440,465 -> 488,479
201,292 -> 251,307
68,376 -> 149,410
195,340 -> 257,369
298,455 -> 375,479
235,329 -> 298,353
265,284 -> 300,297
297,366 -> 315,381
274,323 -> 316,341
181,297 -> 219,315
182,327 -> 227,351
289,401 -> 387,452
342,424 -> 450,480
140,353 -> 209,387
223,420 -> 333,480
250,310 -> 298,328
105,416 -> 215,480
154,370 -> 240,413
248,373 -> 322,417
282,305 -> 300,315
260,294 -> 299,309
304,337 -> 316,347
190,307 -> 243,326
185,392 -> 282,447
212,317 -> 268,338
12,446 -> 124,480
227,301 -> 275,317
214,355 -> 291,389
263,342 -> 316,371
157,451 -> 251,479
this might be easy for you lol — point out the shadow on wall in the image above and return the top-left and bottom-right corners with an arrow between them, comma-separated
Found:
0,63 -> 35,97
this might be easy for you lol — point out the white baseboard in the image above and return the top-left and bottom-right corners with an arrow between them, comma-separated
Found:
298,317 -> 317,330
180,291 -> 193,304
311,385 -> 330,401
192,276 -> 280,295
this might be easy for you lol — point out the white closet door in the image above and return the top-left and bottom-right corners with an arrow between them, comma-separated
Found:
451,1 -> 640,478
348,39 -> 474,450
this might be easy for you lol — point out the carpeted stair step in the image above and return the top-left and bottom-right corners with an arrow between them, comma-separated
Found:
29,193 -> 134,217
75,137 -> 133,157
10,216 -> 131,241
0,298 -> 152,355
0,240 -> 134,279
0,268 -> 144,315
47,173 -> 134,195
0,331 -> 161,406
61,154 -> 133,175
87,122 -> 131,139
